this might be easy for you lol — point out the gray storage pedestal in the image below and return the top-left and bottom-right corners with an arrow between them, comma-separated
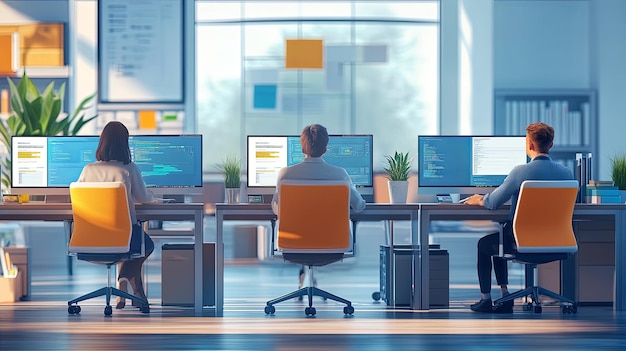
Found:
379,244 -> 449,307
161,243 -> 215,306
233,225 -> 258,259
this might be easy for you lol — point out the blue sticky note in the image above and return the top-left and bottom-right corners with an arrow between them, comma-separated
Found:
253,85 -> 277,109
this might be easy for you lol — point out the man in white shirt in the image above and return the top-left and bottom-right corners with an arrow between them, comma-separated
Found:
271,124 -> 366,292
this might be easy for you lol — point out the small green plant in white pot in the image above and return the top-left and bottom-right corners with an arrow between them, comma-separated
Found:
610,153 -> 626,203
384,151 -> 412,203
218,155 -> 241,203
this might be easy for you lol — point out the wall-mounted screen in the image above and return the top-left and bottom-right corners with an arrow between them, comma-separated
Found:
98,0 -> 184,103
247,134 -> 373,196
418,135 -> 527,195
11,135 -> 202,196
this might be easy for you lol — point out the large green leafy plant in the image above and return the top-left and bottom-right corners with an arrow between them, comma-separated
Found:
0,73 -> 97,189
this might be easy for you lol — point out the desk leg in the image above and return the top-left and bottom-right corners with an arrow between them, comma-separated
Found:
616,209 -> 625,311
216,211 -> 224,317
416,208 -> 428,310
194,209 -> 203,315
64,221 -> 73,276
388,220 -> 395,307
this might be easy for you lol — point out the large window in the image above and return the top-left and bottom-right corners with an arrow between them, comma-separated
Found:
196,1 -> 439,173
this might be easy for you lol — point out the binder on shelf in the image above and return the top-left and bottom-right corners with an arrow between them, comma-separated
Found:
582,102 -> 591,146
586,195 -> 622,204
588,180 -> 614,186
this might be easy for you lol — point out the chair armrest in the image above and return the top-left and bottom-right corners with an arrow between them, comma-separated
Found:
351,220 -> 358,256
270,218 -> 277,255
140,220 -> 147,258
65,220 -> 74,256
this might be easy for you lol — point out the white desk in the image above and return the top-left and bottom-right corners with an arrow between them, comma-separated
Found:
0,202 -> 207,314
214,203 -> 419,317
418,203 -> 626,311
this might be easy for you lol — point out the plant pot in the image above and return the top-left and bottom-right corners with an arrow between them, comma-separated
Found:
620,190 -> 626,204
388,180 -> 409,204
225,188 -> 240,203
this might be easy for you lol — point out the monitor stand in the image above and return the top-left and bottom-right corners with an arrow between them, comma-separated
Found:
162,194 -> 185,203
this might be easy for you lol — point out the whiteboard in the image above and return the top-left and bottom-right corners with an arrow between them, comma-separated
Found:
98,0 -> 183,103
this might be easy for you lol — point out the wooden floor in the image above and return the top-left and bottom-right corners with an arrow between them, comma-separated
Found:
2,221 -> 626,350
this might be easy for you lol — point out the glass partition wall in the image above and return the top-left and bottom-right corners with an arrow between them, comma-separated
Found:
196,1 -> 440,174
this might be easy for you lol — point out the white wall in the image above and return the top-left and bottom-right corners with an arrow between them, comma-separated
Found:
440,0 -> 460,134
459,0 -> 493,135
440,0 -> 493,135
70,0 -> 98,135
494,0 -> 590,89
591,0 -> 626,180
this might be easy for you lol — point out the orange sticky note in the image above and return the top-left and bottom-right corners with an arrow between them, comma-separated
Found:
0,35 -> 14,75
1,89 -> 8,114
138,110 -> 157,130
285,39 -> 324,69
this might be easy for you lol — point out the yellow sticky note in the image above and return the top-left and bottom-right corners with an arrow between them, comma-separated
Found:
285,39 -> 324,69
138,110 -> 157,130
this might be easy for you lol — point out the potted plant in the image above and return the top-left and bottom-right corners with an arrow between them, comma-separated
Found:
0,73 -> 97,190
610,153 -> 626,202
218,155 -> 241,203
384,151 -> 412,203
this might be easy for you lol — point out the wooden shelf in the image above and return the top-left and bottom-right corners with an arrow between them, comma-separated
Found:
15,66 -> 69,78
0,66 -> 69,78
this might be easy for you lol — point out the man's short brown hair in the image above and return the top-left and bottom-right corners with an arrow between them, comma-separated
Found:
526,122 -> 554,154
300,124 -> 329,157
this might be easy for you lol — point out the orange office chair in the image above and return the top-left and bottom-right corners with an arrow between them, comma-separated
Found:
67,182 -> 149,316
264,180 -> 356,317
493,180 -> 579,314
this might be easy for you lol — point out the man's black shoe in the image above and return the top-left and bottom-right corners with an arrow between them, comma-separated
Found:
470,298 -> 493,313
493,299 -> 514,314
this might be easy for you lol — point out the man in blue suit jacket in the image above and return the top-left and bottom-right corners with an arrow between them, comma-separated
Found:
464,122 -> 574,313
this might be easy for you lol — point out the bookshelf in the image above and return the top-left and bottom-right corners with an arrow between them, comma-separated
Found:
494,89 -> 597,173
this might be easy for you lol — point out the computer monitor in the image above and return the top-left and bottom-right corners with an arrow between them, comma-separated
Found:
417,135 -> 527,197
247,134 -> 374,201
11,136 -> 99,195
10,134 -> 203,197
129,135 -> 203,196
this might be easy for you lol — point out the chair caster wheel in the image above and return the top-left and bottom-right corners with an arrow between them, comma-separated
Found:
523,303 -> 533,311
305,307 -> 316,316
140,304 -> 150,313
68,305 -> 81,314
562,305 -> 577,314
534,305 -> 542,314
372,291 -> 381,301
104,305 -> 113,316
343,305 -> 354,315
264,305 -> 275,315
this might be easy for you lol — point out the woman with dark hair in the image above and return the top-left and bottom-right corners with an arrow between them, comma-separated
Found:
77,121 -> 155,309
